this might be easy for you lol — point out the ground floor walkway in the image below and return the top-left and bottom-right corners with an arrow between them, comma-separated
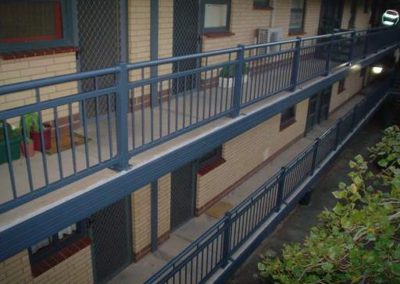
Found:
227,112 -> 386,283
110,93 -> 364,283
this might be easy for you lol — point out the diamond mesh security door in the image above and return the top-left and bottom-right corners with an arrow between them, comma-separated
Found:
77,0 -> 121,117
318,0 -> 344,35
171,163 -> 196,230
318,87 -> 331,122
306,94 -> 321,133
90,197 -> 132,283
306,88 -> 331,133
172,0 -> 200,93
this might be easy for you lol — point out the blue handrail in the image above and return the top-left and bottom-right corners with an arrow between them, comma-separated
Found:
0,26 -> 398,212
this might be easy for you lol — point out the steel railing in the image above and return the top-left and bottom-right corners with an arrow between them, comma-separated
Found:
144,74 -> 394,284
0,26 -> 398,212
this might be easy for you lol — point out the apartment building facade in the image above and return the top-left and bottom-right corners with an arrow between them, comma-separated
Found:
0,0 -> 399,283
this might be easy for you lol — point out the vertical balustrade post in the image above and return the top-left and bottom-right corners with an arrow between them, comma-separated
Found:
275,167 -> 286,212
114,64 -> 131,170
351,105 -> 358,130
348,31 -> 356,64
334,119 -> 342,151
222,212 -> 232,268
230,45 -> 245,118
324,34 -> 334,76
290,37 -> 302,91
310,138 -> 320,176
363,31 -> 369,58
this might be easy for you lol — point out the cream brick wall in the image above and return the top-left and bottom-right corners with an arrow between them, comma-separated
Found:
273,0 -> 321,39
202,0 -> 272,52
131,174 -> 171,254
128,0 -> 150,64
329,70 -> 364,113
0,248 -> 93,284
0,53 -> 78,124
341,0 -> 371,30
128,0 -> 173,98
196,99 -> 309,209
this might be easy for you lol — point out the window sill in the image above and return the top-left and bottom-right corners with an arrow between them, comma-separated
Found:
198,157 -> 226,176
253,6 -> 273,11
31,237 -> 91,278
280,118 -> 297,131
288,31 -> 307,36
1,46 -> 78,60
203,32 -> 235,38
338,88 -> 346,94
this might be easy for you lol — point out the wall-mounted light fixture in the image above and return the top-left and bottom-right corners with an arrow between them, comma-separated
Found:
372,66 -> 383,74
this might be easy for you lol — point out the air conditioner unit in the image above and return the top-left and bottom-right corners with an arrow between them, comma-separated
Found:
257,27 -> 283,54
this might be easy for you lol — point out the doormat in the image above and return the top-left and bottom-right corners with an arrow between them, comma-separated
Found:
46,133 -> 89,155
206,201 -> 233,219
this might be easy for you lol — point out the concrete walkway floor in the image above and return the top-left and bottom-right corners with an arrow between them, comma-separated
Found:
227,109 -> 386,283
110,94 -> 364,284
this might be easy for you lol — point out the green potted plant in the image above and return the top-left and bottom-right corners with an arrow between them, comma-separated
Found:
20,137 -> 35,158
21,113 -> 52,152
218,63 -> 249,88
0,123 -> 21,164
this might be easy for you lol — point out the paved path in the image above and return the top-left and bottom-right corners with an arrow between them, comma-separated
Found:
227,113 -> 385,284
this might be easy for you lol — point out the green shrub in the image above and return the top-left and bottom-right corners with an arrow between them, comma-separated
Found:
258,126 -> 400,284
219,64 -> 249,78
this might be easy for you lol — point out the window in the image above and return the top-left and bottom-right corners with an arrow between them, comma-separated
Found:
338,78 -> 346,93
202,0 -> 231,33
280,106 -> 296,130
253,0 -> 271,9
289,0 -> 306,34
198,146 -> 225,176
0,0 -> 75,53
29,223 -> 85,263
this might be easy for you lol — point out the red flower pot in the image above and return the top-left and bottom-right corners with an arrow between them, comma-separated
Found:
31,124 -> 52,151
20,141 -> 35,158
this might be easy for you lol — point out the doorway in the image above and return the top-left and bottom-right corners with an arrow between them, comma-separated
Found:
306,87 -> 332,133
77,0 -> 121,117
171,163 -> 196,230
90,197 -> 132,283
172,0 -> 201,93
318,0 -> 345,35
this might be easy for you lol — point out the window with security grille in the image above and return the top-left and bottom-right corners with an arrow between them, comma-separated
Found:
253,0 -> 271,9
289,0 -> 306,34
202,0 -> 231,32
338,78 -> 346,93
280,106 -> 297,130
0,0 -> 75,52
29,223 -> 85,263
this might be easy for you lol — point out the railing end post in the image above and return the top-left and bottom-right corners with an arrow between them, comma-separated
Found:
222,211 -> 233,268
230,45 -> 245,118
310,138 -> 320,176
334,118 -> 343,150
290,38 -> 302,92
113,63 -> 131,171
275,167 -> 286,212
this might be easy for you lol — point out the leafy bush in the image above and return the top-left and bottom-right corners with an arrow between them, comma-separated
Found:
219,64 -> 249,78
258,126 -> 400,284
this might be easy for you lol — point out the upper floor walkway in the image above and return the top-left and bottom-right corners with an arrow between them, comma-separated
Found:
0,26 -> 399,262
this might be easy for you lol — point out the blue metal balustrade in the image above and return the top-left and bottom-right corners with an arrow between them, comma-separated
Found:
0,26 -> 398,212
144,72 -> 395,284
